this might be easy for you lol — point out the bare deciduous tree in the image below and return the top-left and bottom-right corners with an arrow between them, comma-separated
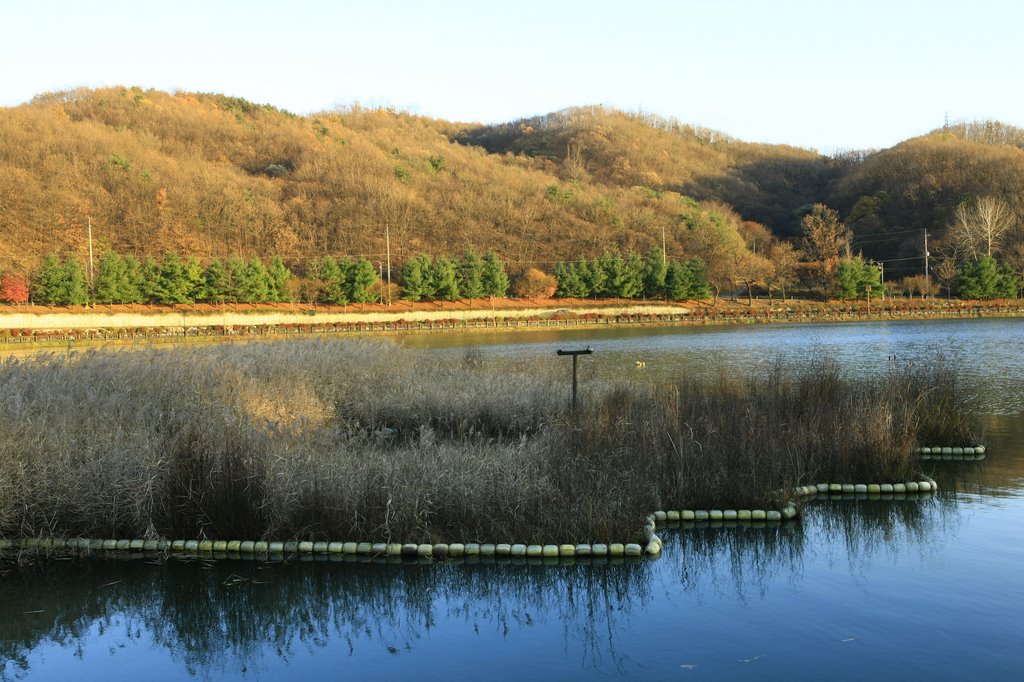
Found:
934,257 -> 959,297
1001,240 -> 1024,282
951,196 -> 1015,259
900,275 -> 940,299
800,204 -> 851,295
767,241 -> 799,301
801,204 -> 851,262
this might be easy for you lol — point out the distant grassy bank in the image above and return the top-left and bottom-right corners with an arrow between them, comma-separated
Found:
1,297 -> 1023,352
0,339 -> 979,545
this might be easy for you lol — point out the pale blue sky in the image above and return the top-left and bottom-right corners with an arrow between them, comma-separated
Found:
2,0 -> 1021,151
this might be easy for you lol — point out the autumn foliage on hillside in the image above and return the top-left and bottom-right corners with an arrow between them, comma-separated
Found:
2,87 -> 1024,303
458,106 -> 843,237
829,125 -> 1024,265
1,88 -> 761,273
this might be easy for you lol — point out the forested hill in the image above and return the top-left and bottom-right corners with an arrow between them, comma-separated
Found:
1,86 -> 1022,286
457,106 -> 842,238
827,122 -> 1024,263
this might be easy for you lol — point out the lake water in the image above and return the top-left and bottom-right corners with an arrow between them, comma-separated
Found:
3,318 -> 1023,680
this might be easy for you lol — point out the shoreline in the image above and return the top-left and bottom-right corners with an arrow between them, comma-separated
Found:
2,298 -> 1023,351
0,476 -> 943,564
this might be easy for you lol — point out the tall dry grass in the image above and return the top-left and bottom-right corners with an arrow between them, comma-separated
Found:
0,339 -> 980,543
552,357 -> 952,514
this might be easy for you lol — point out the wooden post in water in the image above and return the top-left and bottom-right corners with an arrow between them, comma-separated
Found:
557,347 -> 593,411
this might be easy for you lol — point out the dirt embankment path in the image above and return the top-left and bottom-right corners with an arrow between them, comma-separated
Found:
0,298 -> 689,332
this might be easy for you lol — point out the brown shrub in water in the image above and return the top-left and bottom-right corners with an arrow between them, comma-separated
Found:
0,339 -> 980,543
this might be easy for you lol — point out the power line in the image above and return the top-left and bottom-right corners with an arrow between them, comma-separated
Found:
852,226 -> 928,238
875,255 -> 927,263
851,229 -> 929,245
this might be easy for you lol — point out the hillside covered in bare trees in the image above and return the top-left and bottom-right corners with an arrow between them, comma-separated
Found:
3,86 -> 1024,301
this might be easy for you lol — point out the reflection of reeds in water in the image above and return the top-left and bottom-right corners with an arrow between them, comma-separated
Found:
809,494 -> 962,577
672,525 -> 806,604
0,340 -> 980,543
0,558 -> 650,676
928,412 -> 1021,500
670,492 -> 961,601
928,459 -> 993,500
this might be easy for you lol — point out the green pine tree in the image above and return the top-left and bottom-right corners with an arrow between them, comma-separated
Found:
95,251 -> 125,304
555,261 -> 588,298
599,252 -> 626,297
836,257 -> 863,300
238,257 -> 271,302
563,259 -> 592,298
121,255 -> 144,303
314,256 -> 348,305
63,256 -> 88,306
31,253 -> 67,305
621,253 -> 645,299
267,256 -> 292,302
584,257 -> 607,298
684,258 -> 712,299
664,260 -> 691,300
401,254 -> 433,301
158,252 -> 191,304
957,255 -> 1018,300
457,251 -> 485,299
481,250 -> 509,298
203,259 -> 232,303
431,256 -> 460,300
836,256 -> 882,300
349,257 -> 378,303
224,256 -> 248,303
643,249 -> 668,299
140,257 -> 166,303
183,256 -> 206,303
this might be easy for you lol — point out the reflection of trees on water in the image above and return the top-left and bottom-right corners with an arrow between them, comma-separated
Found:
807,496 -> 961,580
668,492 -> 964,600
931,412 -> 1024,501
671,525 -> 806,604
0,558 -> 652,680
0,497 -> 973,681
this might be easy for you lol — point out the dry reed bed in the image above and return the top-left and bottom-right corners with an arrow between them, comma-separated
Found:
0,339 -> 979,544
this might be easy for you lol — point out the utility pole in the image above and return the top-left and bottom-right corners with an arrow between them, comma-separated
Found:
378,262 -> 384,305
879,261 -> 884,299
385,223 -> 392,306
924,230 -> 930,298
87,217 -> 95,306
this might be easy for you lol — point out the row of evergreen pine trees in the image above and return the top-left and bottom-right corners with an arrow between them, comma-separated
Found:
399,250 -> 509,301
30,253 -> 294,306
22,248 -> 717,306
554,251 -> 711,300
25,250 -> 515,306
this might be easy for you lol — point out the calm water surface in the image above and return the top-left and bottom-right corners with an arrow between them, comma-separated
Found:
2,318 -> 1023,680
